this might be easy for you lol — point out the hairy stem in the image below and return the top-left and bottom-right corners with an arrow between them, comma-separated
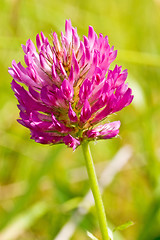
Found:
82,141 -> 110,240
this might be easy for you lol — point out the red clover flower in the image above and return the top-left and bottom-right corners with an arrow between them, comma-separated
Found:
9,20 -> 133,150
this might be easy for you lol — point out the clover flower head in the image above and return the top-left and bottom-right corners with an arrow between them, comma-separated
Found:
9,20 -> 133,150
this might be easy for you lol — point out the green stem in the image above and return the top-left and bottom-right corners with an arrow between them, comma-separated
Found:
82,141 -> 110,240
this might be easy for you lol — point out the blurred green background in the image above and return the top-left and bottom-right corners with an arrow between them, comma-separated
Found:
0,0 -> 160,239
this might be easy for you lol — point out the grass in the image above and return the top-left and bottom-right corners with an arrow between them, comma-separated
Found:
0,0 -> 160,239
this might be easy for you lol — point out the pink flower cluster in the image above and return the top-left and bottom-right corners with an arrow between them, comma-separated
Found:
9,20 -> 133,150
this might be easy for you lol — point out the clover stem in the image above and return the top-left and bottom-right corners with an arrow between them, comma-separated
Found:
82,141 -> 110,240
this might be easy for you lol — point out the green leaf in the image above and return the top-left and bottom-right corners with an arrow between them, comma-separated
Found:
113,221 -> 134,232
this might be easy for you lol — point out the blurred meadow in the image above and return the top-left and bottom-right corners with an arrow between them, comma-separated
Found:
0,0 -> 160,239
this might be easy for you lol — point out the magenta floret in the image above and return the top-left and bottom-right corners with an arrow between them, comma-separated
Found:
9,20 -> 133,149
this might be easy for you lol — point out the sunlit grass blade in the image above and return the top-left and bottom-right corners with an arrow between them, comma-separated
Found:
0,201 -> 48,240
87,231 -> 99,240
